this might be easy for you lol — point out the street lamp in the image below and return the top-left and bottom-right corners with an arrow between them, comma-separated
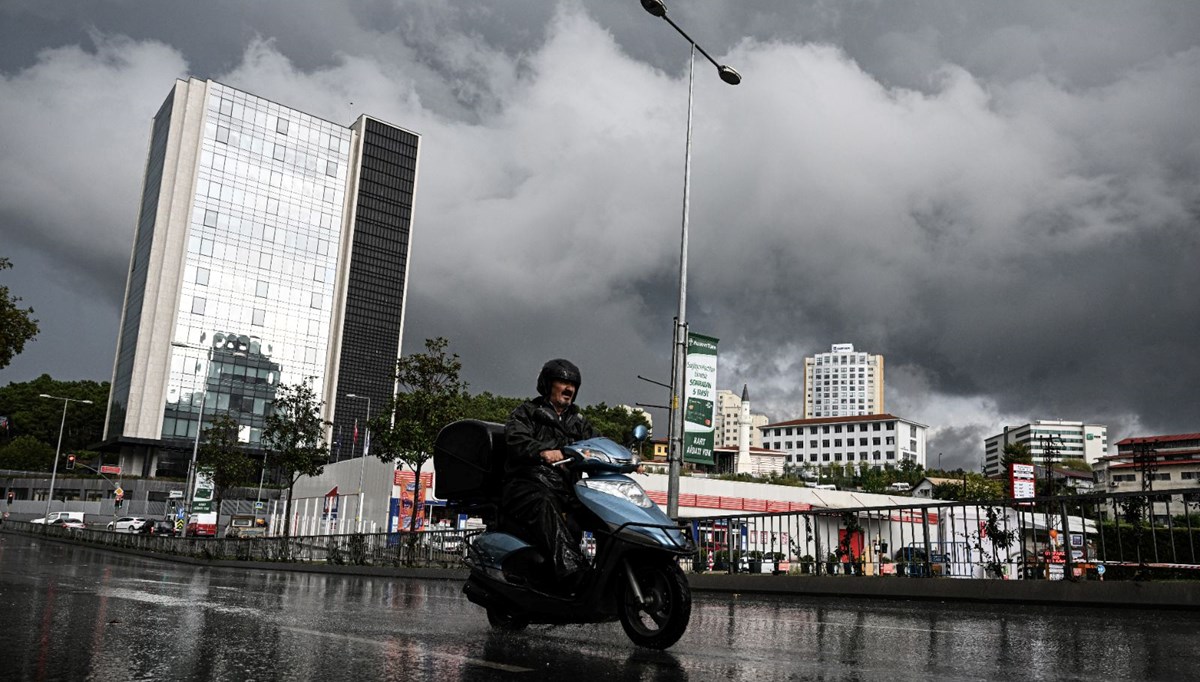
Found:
172,339 -> 215,538
640,0 -> 740,518
346,393 -> 371,533
39,394 -> 93,519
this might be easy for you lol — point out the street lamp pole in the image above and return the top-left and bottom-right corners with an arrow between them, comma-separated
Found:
640,0 -> 740,518
172,340 -> 214,538
39,394 -> 93,519
346,393 -> 371,533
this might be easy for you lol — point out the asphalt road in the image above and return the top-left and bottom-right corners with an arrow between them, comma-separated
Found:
2,533 -> 1198,681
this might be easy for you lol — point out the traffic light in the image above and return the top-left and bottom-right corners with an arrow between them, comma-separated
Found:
65,454 -> 76,470
114,496 -> 123,509
6,491 -> 13,506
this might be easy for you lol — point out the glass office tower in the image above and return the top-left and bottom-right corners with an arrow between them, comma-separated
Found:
102,79 -> 418,477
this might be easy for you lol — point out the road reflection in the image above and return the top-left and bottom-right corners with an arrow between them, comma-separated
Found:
3,534 -> 1199,681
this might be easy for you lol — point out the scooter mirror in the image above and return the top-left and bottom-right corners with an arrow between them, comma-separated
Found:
630,424 -> 649,442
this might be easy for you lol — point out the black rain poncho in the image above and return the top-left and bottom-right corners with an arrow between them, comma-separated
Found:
502,396 -> 597,581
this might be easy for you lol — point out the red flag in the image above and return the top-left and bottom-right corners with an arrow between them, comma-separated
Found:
353,419 -> 359,446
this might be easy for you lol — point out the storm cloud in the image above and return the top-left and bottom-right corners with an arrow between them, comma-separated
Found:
1,1 -> 1197,470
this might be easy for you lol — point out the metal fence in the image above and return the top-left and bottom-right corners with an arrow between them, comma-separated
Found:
684,487 -> 1200,581
8,487 -> 1200,581
1,520 -> 479,569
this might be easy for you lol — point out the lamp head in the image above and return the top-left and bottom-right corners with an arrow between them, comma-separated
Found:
718,65 -> 742,85
640,0 -> 667,18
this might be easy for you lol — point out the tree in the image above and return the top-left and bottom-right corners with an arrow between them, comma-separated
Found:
0,375 -> 108,452
1000,442 -> 1033,470
262,382 -> 329,538
0,257 -> 39,370
0,434 -> 55,472
198,414 -> 257,522
368,337 -> 466,532
461,392 -> 522,423
580,402 -> 652,444
932,473 -> 1004,502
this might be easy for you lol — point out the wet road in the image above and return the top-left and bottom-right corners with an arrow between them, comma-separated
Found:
2,533 -> 1198,681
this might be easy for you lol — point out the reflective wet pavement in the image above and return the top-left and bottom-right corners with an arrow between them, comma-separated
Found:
3,533 -> 1199,681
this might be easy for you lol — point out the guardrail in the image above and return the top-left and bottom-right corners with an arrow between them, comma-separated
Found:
8,487 -> 1200,581
684,487 -> 1200,581
0,519 -> 479,569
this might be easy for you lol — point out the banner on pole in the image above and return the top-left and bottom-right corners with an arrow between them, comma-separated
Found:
192,471 -> 214,513
683,332 -> 718,465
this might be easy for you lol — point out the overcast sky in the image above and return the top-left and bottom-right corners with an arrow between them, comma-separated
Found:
2,1 -> 1198,469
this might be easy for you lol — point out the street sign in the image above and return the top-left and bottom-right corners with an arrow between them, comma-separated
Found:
168,490 -> 184,499
100,465 -> 122,475
114,486 -> 124,498
254,501 -> 265,510
1097,564 -> 1106,576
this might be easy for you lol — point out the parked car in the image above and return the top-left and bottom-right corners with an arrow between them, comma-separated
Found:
149,520 -> 178,536
107,516 -> 150,533
46,517 -> 87,531
31,511 -> 86,525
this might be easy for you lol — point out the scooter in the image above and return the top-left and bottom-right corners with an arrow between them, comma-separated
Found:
432,421 -> 695,649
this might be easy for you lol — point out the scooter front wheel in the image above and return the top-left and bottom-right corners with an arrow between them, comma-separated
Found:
618,560 -> 691,649
486,606 -> 529,631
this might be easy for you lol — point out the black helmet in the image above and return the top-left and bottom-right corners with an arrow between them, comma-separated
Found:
537,358 -> 581,398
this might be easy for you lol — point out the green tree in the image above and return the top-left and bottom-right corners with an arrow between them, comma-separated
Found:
262,382 -> 329,538
0,257 -> 40,370
461,391 -> 523,424
0,434 -> 55,471
0,376 -> 108,453
932,473 -> 1004,501
580,402 -> 652,444
368,337 -> 466,532
198,413 -> 257,521
1000,442 -> 1033,470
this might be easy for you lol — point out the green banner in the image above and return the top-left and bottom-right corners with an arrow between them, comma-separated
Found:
683,332 -> 718,465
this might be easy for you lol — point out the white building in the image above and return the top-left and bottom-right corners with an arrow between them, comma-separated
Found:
983,420 -> 1108,477
759,413 -> 928,474
713,387 -> 767,449
802,343 -> 884,418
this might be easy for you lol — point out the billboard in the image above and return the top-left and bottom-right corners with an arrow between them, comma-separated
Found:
683,332 -> 718,465
1010,462 -> 1035,502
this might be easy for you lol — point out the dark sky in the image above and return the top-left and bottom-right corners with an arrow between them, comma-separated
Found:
2,1 -> 1198,470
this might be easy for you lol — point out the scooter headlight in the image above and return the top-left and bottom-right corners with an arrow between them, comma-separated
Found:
581,479 -> 654,508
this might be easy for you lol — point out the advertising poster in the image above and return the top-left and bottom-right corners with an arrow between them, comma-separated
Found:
392,470 -> 434,532
192,470 -> 215,513
683,332 -> 718,465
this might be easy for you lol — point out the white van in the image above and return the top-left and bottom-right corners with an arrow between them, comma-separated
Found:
812,484 -> 837,490
31,511 -> 86,525
888,482 -> 912,492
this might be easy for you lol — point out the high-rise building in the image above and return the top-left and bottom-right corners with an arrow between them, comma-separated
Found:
101,78 -> 419,477
802,343 -> 884,418
983,420 -> 1108,477
713,388 -> 767,449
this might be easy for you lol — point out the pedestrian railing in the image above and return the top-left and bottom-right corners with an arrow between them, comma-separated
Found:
8,487 -> 1200,580
683,487 -> 1200,581
0,519 -> 478,569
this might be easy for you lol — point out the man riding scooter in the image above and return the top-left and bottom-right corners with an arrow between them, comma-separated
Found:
502,358 -> 597,593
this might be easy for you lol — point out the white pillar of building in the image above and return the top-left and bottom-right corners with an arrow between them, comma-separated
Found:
736,384 -> 753,475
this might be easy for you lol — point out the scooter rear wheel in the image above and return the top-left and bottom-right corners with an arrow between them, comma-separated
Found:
618,560 -> 691,649
486,607 -> 529,631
